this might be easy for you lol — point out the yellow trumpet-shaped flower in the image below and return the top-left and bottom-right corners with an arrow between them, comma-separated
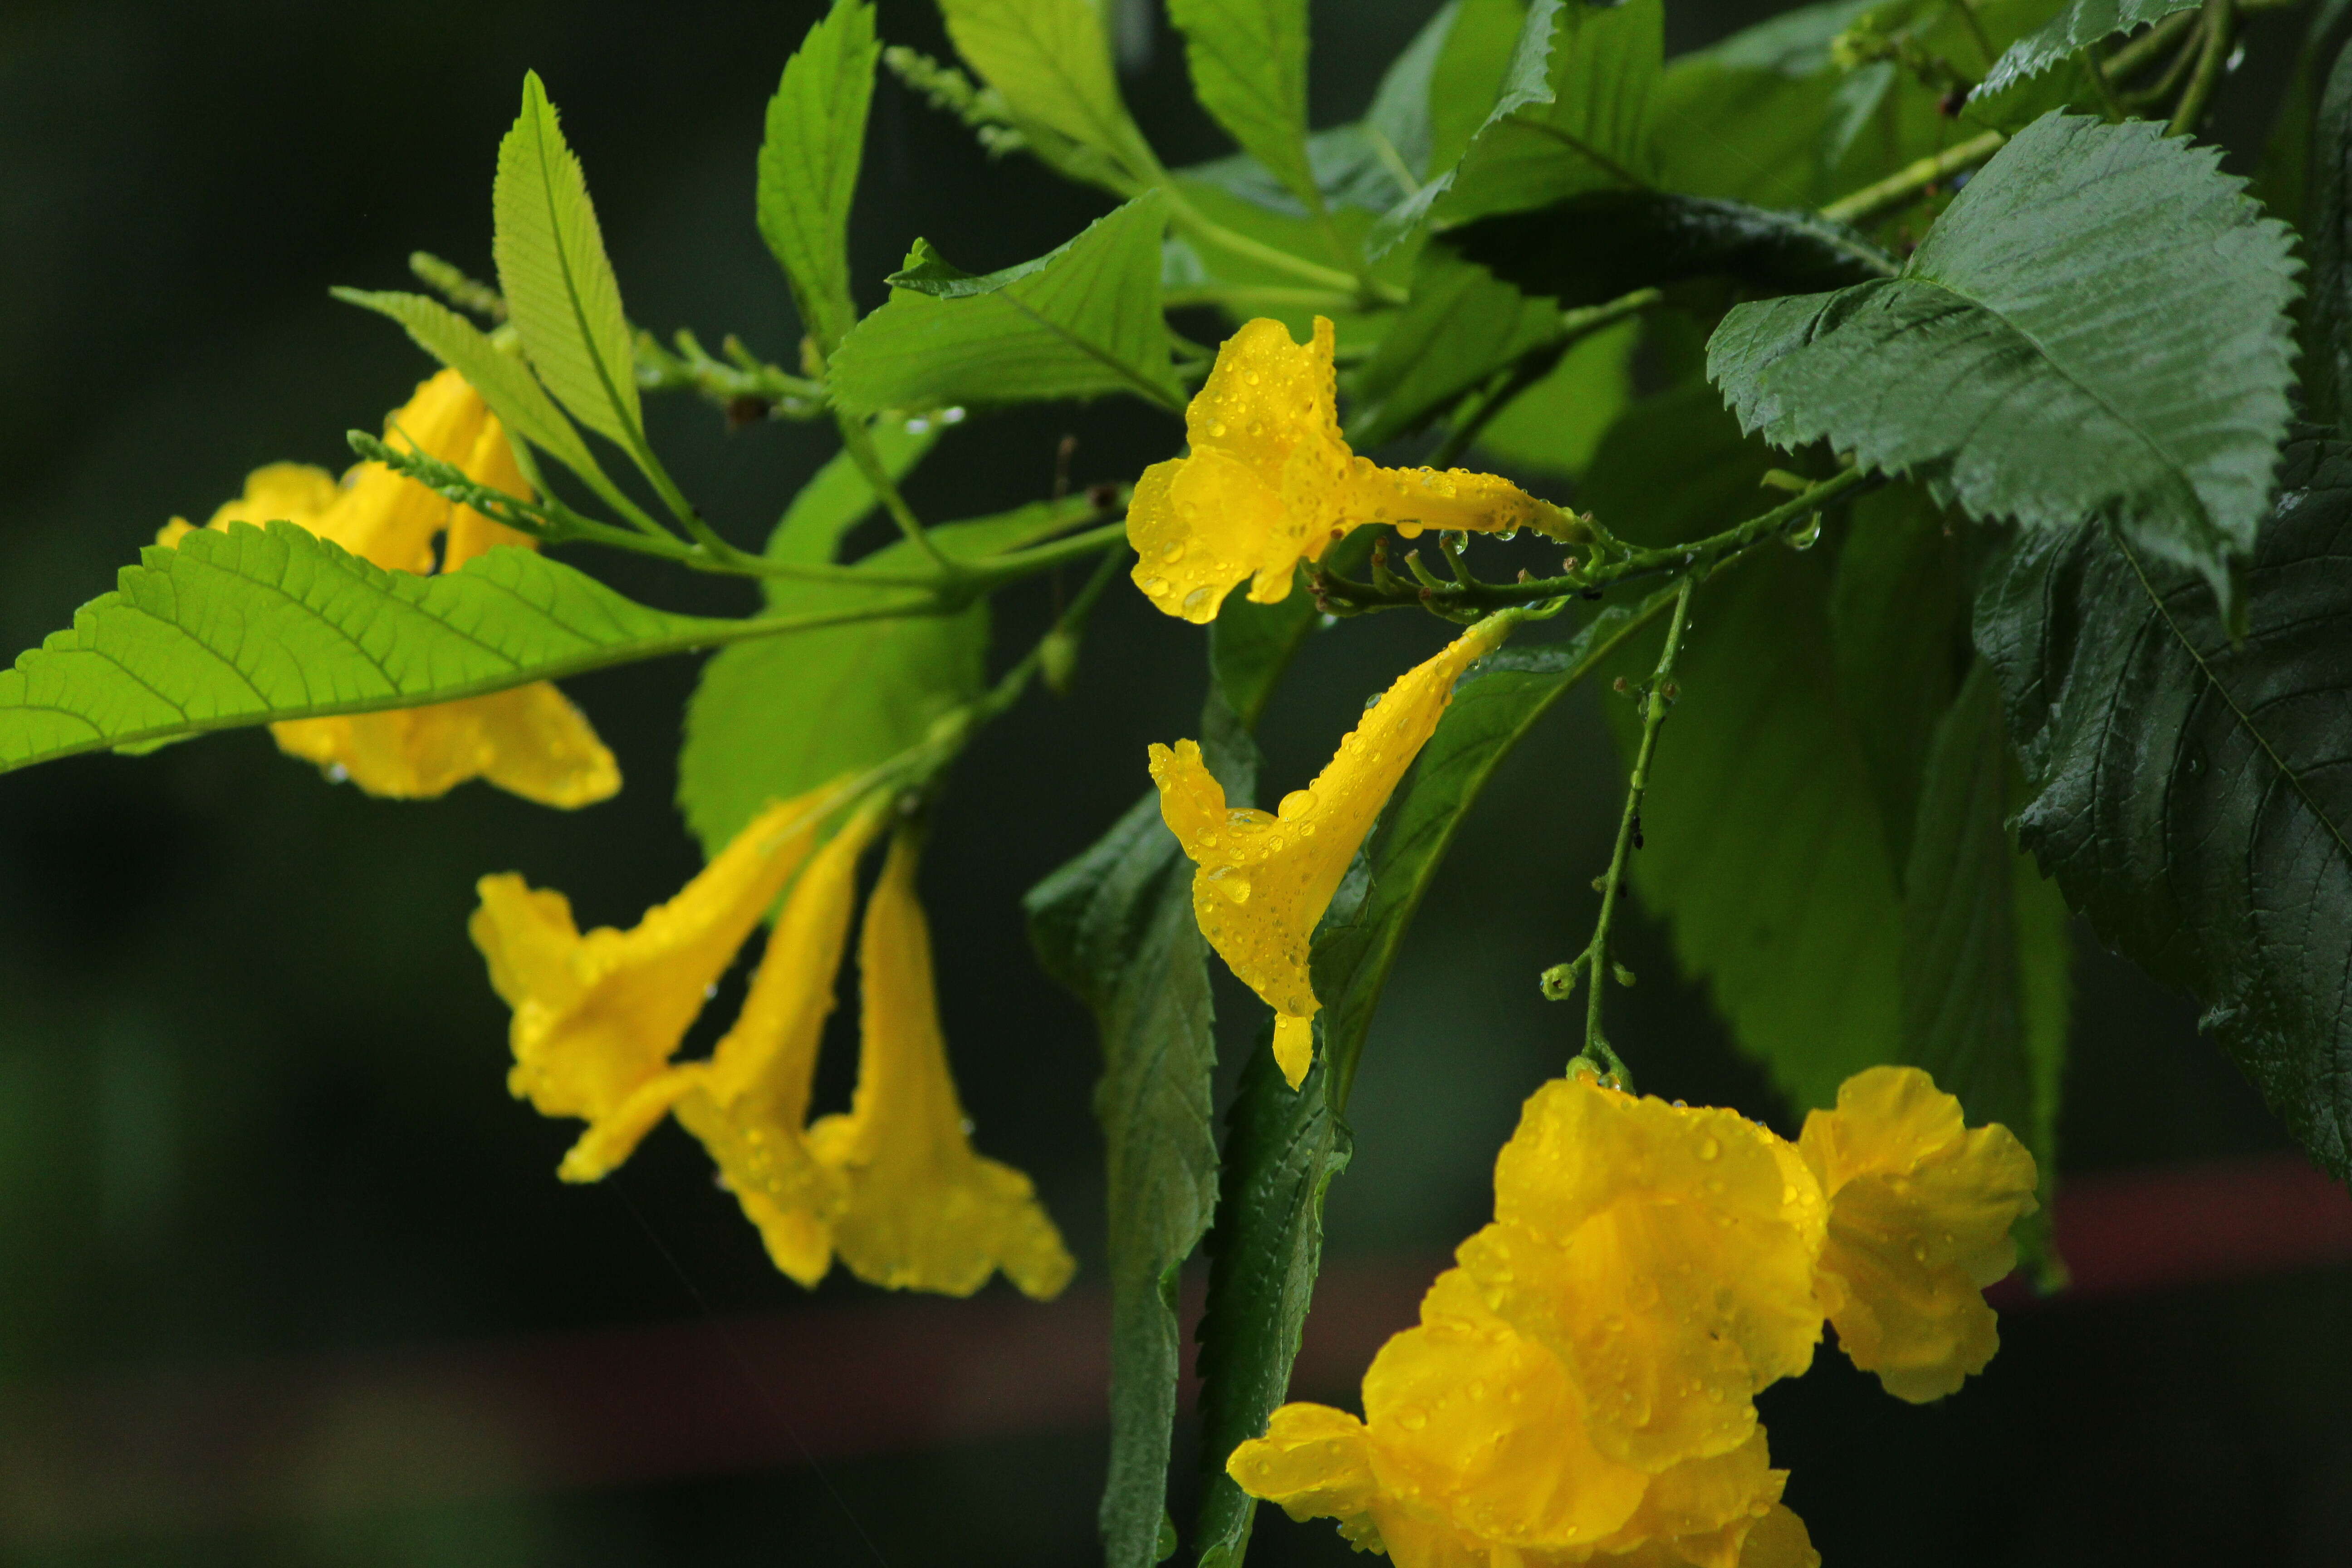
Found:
1150,615 -> 1512,1087
164,368 -> 617,807
470,786 -> 839,1182
1797,1065 -> 2039,1402
670,799 -> 892,1286
1127,317 -> 1581,623
807,829 -> 1077,1300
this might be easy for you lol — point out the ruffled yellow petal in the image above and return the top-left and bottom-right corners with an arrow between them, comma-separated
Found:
807,829 -> 1076,1299
1797,1065 -> 2039,1402
1226,1403 -> 1388,1553
269,683 -> 620,807
672,799 -> 892,1286
1465,1078 -> 1826,1467
1127,317 -> 1579,622
1149,615 -> 1511,1088
470,786 -> 840,1180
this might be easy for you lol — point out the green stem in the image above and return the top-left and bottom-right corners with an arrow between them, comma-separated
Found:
1818,129 -> 2006,225
2079,46 -> 2127,118
1161,284 -> 1364,314
1574,577 -> 1695,1080
2105,7 -> 2200,82
1160,185 -> 1407,307
838,413 -> 959,579
2170,0 -> 2235,137
636,328 -> 826,417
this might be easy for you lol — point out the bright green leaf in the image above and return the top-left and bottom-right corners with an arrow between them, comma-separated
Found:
829,192 -> 1184,415
493,71 -> 645,454
1710,113 -> 2301,614
759,0 -> 882,353
764,423 -> 939,569
1192,1037 -> 1349,1568
0,523 -> 770,773
1166,0 -> 1316,214
1978,433 -> 2352,1182
1025,696 -> 1253,1568
1424,0 -> 1534,180
938,0 -> 1158,183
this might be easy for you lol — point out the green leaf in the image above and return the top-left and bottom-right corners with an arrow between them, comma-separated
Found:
676,497 -> 1075,857
1977,433 -> 2352,1181
1347,245 -> 1563,447
1314,596 -> 1666,1104
1976,0 -> 2195,97
764,422 -> 939,569
329,288 -> 616,496
1166,0 -> 1316,214
1209,596 -> 1318,730
1897,660 -> 2071,1261
2305,42 -> 2352,434
1450,190 -> 1896,306
1465,318 -> 1637,481
1025,696 -> 1254,1568
1710,113 -> 2301,614
829,193 -> 1184,415
1191,1037 -> 1350,1568
937,0 -> 1157,183
1423,0 -> 1535,180
1375,0 -> 1661,252
0,522 -> 752,773
1829,485 -> 1971,873
493,72 -> 645,454
1588,386 -> 1903,1112
760,0 -> 882,353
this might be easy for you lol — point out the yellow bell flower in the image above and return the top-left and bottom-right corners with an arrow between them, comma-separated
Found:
808,828 -> 1077,1300
162,368 -> 617,808
1127,317 -> 1580,623
1149,614 -> 1512,1088
670,799 -> 893,1286
470,785 -> 839,1182
1797,1065 -> 2039,1402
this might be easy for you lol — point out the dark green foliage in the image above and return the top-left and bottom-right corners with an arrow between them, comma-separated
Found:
2305,41 -> 2352,434
1978,435 -> 2352,1180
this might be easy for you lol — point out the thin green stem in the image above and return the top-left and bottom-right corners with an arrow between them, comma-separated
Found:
1819,129 -> 2006,225
838,413 -> 959,579
636,328 -> 826,418
2170,0 -> 2235,137
2105,7 -> 2201,83
1161,284 -> 1364,314
2079,46 -> 2127,118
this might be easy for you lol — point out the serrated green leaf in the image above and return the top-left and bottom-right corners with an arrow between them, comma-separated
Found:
764,423 -> 938,569
829,192 -> 1184,415
1588,386 -> 1901,1112
1424,0 -> 1532,179
938,0 -> 1157,183
1465,317 -> 1636,480
493,72 -> 645,455
1025,695 -> 1254,1568
676,497 -> 1079,857
1191,1037 -> 1349,1568
1166,0 -> 1316,214
1451,190 -> 1896,305
1829,485 -> 1971,874
1347,245 -> 1562,447
1374,0 -> 1661,253
0,523 -> 762,773
329,288 -> 617,499
1978,433 -> 2352,1181
1898,660 -> 2071,1263
1710,113 -> 2301,615
760,0 -> 881,353
1976,0 -> 2195,97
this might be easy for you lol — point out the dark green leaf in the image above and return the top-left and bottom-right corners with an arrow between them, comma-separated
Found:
759,0 -> 882,353
1588,386 -> 1904,1112
829,193 -> 1184,415
2305,41 -> 2352,434
1977,0 -> 2195,98
1347,245 -> 1563,447
1166,0 -> 1317,214
493,72 -> 644,454
1465,317 -> 1637,481
1898,660 -> 2072,1261
1710,113 -> 2301,614
1209,596 -> 1318,731
0,522 -> 747,773
1977,433 -> 2352,1181
1025,696 -> 1254,1568
676,498 -> 1081,856
1191,1034 -> 1350,1568
1450,190 -> 1896,308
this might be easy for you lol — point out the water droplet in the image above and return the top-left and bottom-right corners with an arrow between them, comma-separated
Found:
1911,1240 -> 1930,1262
1210,421 -> 1229,438
1397,1408 -> 1427,1431
1278,788 -> 1317,821
705,982 -> 720,1000
1142,575 -> 1169,595
1697,1137 -> 1720,1161
1183,586 -> 1212,614
1785,513 -> 1823,551
1161,541 -> 1185,563
1205,866 -> 1253,904
960,1116 -> 977,1136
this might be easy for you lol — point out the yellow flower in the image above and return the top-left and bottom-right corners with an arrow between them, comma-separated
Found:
164,368 -> 617,808
1127,317 -> 1580,624
808,828 -> 1077,1300
668,798 -> 893,1285
470,785 -> 840,1183
1797,1065 -> 2039,1402
1228,1076 -> 1824,1568
1149,615 -> 1513,1088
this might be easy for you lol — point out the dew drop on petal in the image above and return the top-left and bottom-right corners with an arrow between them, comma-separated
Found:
1278,788 -> 1317,821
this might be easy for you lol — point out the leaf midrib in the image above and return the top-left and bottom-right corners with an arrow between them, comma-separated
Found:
523,100 -> 639,451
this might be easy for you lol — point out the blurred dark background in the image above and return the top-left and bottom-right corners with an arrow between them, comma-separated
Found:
0,0 -> 2342,1563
